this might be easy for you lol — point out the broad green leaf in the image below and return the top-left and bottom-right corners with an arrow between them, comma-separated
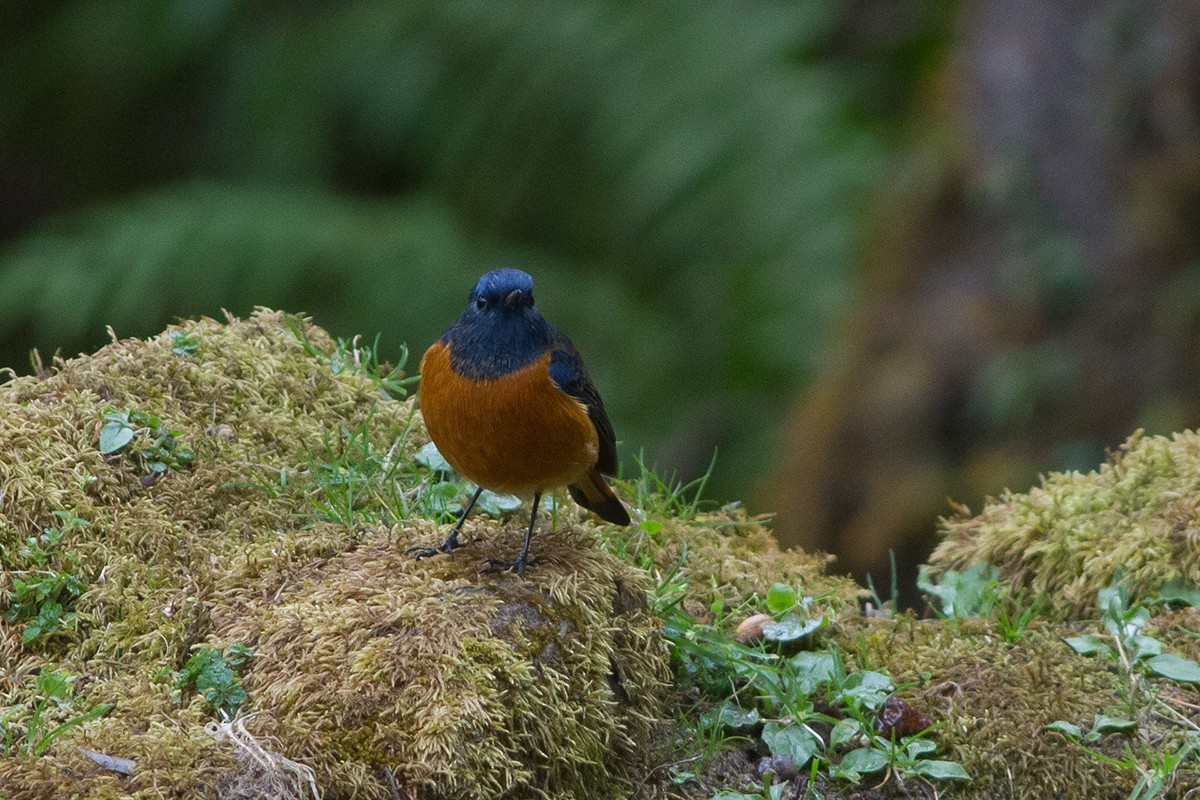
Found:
905,739 -> 937,758
1064,635 -> 1110,657
911,760 -> 972,780
1146,653 -> 1200,683
1045,720 -> 1083,739
761,721 -> 821,766
1128,634 -> 1162,661
99,422 -> 135,454
829,718 -> 859,748
1092,714 -> 1136,734
762,613 -> 824,642
789,651 -> 836,695
838,747 -> 888,776
701,704 -> 759,730
476,490 -> 522,516
414,442 -> 453,474
766,583 -> 797,615
1159,578 -> 1200,608
1098,584 -> 1127,616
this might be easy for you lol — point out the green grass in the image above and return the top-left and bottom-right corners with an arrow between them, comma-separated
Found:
1,512 -> 89,644
0,670 -> 112,759
1046,581 -> 1200,798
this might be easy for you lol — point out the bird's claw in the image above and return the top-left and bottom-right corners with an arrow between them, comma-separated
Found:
481,556 -> 534,578
406,535 -> 468,560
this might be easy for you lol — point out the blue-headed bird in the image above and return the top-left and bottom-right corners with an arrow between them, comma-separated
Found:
414,268 -> 630,576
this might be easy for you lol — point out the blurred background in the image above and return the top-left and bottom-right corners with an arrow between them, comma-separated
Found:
2,0 -> 1198,601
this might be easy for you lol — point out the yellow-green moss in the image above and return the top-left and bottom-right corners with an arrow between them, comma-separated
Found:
4,310 -> 863,799
928,430 -> 1200,620
831,616 -> 1134,799
0,311 -> 677,799
2,310 -> 1198,800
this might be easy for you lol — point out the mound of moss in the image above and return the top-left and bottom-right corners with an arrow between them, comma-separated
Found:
14,309 -> 1191,800
927,431 -> 1200,620
0,310 -> 666,799
0,310 -> 863,800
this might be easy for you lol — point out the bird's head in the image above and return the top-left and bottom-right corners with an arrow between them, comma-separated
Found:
441,269 -> 551,380
467,268 -> 536,319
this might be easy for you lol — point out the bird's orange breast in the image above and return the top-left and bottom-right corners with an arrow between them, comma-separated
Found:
418,341 -> 600,496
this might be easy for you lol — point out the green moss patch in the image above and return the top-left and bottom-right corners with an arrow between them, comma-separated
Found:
928,431 -> 1200,620
0,310 -> 674,798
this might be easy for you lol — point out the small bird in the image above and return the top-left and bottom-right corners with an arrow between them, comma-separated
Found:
414,268 -> 631,576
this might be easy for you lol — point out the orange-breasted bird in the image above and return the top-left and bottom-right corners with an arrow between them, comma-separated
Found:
414,268 -> 631,576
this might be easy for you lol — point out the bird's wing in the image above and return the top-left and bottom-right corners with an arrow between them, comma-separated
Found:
548,335 -> 619,476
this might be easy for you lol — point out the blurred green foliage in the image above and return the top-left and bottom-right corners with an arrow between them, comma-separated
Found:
0,0 -> 950,500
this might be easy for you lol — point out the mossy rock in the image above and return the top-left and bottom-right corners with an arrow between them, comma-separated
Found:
0,310 -> 858,799
927,431 -> 1200,620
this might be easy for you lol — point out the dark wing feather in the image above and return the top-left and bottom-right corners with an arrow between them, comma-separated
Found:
548,333 -> 619,475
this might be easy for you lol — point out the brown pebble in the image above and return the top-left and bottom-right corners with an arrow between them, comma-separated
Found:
734,613 -> 774,644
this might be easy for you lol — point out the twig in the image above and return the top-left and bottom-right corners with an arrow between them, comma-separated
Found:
380,767 -> 402,800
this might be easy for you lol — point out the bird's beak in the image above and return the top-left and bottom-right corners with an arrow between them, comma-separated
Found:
504,289 -> 528,309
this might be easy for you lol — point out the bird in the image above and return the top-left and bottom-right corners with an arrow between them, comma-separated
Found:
413,268 -> 631,577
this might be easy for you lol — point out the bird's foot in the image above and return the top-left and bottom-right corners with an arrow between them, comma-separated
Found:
407,532 -> 469,560
481,555 -> 535,578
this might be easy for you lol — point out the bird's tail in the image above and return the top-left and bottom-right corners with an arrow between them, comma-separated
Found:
568,469 -> 631,525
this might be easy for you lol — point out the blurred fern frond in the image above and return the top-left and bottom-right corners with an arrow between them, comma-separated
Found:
0,0 -> 949,498
0,183 -> 483,359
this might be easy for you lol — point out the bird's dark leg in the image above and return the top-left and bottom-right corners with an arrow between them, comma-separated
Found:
483,491 -> 540,578
408,486 -> 483,560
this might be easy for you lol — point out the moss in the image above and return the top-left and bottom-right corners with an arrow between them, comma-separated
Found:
0,310 -> 695,799
829,616 -> 1131,799
928,430 -> 1200,620
23,309 -> 1190,799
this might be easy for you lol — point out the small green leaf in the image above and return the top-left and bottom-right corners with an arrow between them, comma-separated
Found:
1065,635 -> 1110,657
1092,714 -> 1136,734
789,651 -> 836,695
1146,653 -> 1200,683
476,490 -> 523,517
35,670 -> 73,701
830,718 -> 859,748
1046,720 -> 1083,739
1127,634 -> 1162,661
762,722 -> 821,766
838,747 -> 889,776
766,583 -> 797,615
170,332 -> 199,356
762,613 -> 824,642
905,738 -> 937,758
639,519 -> 663,536
837,670 -> 893,712
1159,578 -> 1200,608
99,422 -> 135,454
1098,584 -> 1127,616
703,704 -> 760,730
910,760 -> 972,781
414,442 -> 453,474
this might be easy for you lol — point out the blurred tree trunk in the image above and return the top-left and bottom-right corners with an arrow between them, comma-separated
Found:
765,0 -> 1200,602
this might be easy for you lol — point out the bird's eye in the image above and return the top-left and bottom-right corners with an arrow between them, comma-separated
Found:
475,297 -> 487,311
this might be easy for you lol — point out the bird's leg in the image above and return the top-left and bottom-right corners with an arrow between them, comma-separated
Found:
483,491 -> 540,578
408,486 -> 483,559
